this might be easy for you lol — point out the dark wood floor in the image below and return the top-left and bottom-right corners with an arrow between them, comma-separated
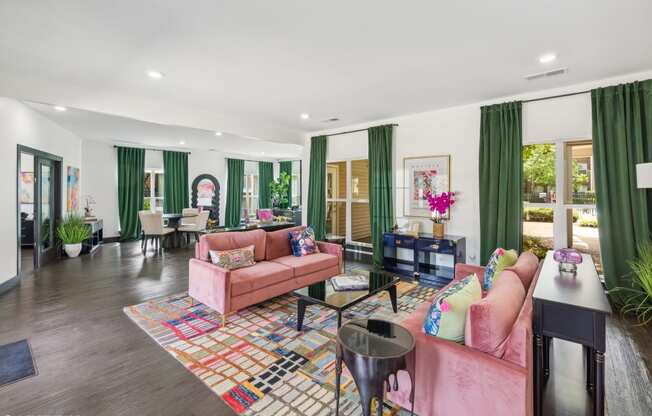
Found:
0,241 -> 650,416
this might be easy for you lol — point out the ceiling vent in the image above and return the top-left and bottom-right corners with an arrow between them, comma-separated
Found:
524,67 -> 568,81
321,117 -> 340,123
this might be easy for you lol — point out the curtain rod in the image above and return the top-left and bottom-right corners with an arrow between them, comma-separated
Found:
522,89 -> 590,104
113,145 -> 191,154
321,123 -> 399,138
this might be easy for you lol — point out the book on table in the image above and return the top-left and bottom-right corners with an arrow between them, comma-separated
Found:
331,275 -> 369,291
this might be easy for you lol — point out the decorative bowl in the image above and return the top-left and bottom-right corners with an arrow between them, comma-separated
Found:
553,248 -> 583,274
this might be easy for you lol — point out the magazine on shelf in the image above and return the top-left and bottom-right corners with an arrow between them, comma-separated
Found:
331,274 -> 369,291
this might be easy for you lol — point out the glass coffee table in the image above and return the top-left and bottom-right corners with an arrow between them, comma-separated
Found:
292,269 -> 400,330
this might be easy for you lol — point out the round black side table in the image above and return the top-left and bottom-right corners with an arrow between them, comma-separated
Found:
335,319 -> 415,416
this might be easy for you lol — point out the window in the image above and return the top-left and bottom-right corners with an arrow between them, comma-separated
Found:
242,161 -> 259,219
326,159 -> 371,245
291,160 -> 301,208
144,169 -> 164,212
522,140 -> 601,272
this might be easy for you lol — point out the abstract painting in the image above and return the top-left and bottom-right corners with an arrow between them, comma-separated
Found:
403,155 -> 450,218
67,166 -> 80,212
20,172 -> 34,204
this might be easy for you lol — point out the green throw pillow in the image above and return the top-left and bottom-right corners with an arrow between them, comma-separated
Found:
483,248 -> 518,290
423,274 -> 482,343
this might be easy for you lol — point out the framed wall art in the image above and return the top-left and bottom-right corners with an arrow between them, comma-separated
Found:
403,155 -> 450,218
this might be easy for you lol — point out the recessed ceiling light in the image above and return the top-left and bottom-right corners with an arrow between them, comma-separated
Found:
215,131 -> 223,136
538,53 -> 557,64
179,141 -> 185,145
146,70 -> 164,79
300,113 -> 310,120
53,105 -> 67,112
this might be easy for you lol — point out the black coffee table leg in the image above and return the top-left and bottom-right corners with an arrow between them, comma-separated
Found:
337,311 -> 342,328
297,299 -> 308,331
335,343 -> 342,415
388,285 -> 398,313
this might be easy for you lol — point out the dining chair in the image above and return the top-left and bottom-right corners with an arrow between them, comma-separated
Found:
178,211 -> 210,245
138,210 -> 175,254
180,207 -> 200,226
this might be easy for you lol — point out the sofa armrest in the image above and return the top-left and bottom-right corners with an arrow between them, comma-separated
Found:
388,328 -> 530,415
454,263 -> 485,282
316,241 -> 343,269
188,258 -> 231,314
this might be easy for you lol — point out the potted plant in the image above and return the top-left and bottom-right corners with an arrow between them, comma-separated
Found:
425,191 -> 455,238
57,214 -> 91,258
610,240 -> 652,325
270,171 -> 290,209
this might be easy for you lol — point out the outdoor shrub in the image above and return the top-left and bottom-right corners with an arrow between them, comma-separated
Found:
523,235 -> 551,259
578,215 -> 598,228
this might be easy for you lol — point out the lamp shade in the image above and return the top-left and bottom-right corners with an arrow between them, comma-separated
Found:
637,163 -> 652,189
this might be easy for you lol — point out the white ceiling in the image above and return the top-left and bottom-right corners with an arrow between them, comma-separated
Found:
1,0 -> 652,145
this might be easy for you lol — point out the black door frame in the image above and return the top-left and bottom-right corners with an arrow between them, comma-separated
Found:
17,145 -> 63,276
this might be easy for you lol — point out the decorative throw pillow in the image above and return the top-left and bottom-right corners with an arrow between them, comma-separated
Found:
423,274 -> 482,343
483,248 -> 518,290
209,245 -> 256,270
288,227 -> 320,257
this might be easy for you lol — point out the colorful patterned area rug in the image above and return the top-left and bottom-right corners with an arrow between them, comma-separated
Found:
124,281 -> 437,416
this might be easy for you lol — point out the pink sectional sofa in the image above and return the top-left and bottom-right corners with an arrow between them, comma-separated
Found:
188,226 -> 342,323
388,252 -> 541,416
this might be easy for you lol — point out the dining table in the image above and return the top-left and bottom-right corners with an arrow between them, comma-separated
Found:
162,212 -> 196,248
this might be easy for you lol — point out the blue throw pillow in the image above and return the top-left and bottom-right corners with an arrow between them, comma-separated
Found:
288,227 -> 320,257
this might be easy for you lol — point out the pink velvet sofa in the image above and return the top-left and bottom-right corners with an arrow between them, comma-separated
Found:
188,226 -> 342,324
388,252 -> 541,416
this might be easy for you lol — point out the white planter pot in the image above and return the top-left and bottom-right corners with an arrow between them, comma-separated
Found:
64,243 -> 82,258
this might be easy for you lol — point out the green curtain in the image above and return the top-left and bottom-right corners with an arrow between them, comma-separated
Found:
163,151 -> 189,214
307,136 -> 327,240
117,146 -> 145,241
479,101 -> 523,264
368,125 -> 395,267
258,161 -> 274,209
225,158 -> 245,227
592,79 -> 652,290
279,160 -> 293,208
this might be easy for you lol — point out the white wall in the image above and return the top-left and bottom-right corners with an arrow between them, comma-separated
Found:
81,139 -> 119,237
0,97 -> 83,285
302,69 -> 652,265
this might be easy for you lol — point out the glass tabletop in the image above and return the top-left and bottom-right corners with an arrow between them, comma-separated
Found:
292,269 -> 400,310
338,319 -> 415,358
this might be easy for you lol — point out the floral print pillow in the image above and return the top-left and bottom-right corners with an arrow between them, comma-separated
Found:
209,245 -> 256,270
288,227 -> 320,257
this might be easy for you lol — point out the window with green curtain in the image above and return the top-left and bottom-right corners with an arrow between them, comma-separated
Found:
163,150 -> 189,214
225,158 -> 245,227
258,161 -> 274,209
279,160 -> 293,208
117,146 -> 145,241
307,136 -> 327,240
479,101 -> 523,264
592,79 -> 652,290
368,125 -> 394,267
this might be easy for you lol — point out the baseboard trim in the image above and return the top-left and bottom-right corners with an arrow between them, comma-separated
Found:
0,274 -> 20,296
102,236 -> 121,244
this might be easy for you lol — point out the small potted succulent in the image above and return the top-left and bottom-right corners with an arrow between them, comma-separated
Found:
425,191 -> 456,238
57,214 -> 91,258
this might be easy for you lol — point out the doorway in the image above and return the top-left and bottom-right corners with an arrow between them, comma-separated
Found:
17,145 -> 62,275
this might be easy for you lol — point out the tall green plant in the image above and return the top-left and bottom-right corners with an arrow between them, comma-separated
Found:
610,240 -> 652,325
57,214 -> 91,245
270,171 -> 290,208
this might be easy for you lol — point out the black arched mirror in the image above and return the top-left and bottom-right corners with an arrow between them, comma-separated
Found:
191,174 -> 220,222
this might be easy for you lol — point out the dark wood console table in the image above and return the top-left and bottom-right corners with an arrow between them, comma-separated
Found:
533,251 -> 612,416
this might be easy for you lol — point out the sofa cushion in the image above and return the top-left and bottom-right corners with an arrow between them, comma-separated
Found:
465,270 -> 526,358
483,248 -> 518,290
198,229 -> 267,262
271,253 -> 338,277
230,261 -> 293,297
209,245 -> 255,270
289,226 -> 320,257
265,226 -> 305,260
505,251 -> 540,290
423,274 -> 482,343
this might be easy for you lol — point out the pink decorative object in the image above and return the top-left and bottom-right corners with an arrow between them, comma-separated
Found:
553,248 -> 582,274
440,300 -> 450,312
257,209 -> 273,223
425,191 -> 456,223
